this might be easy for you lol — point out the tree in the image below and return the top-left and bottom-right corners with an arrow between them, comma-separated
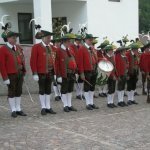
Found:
139,0 -> 150,33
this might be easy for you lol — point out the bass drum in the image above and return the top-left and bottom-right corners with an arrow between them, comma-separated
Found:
97,59 -> 114,86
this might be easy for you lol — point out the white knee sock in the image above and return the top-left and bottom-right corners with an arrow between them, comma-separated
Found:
75,83 -> 80,96
111,94 -> 114,104
15,97 -> 21,111
39,95 -> 46,109
89,91 -> 94,105
103,85 -> 107,94
53,86 -> 59,97
107,94 -> 111,104
67,93 -> 72,107
9,98 -> 16,112
45,94 -> 51,109
99,87 -> 102,94
117,91 -> 122,102
131,90 -> 135,101
121,91 -> 125,102
84,92 -> 90,105
127,91 -> 132,101
61,94 -> 68,107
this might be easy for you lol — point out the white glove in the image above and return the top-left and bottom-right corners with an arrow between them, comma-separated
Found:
33,75 -> 39,81
3,79 -> 10,85
75,74 -> 79,81
57,77 -> 62,83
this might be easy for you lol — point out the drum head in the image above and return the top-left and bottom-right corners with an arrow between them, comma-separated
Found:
98,60 -> 114,73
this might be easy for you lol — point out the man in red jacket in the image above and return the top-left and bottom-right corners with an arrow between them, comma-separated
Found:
30,30 -> 57,115
0,29 -> 27,118
78,34 -> 99,110
140,42 -> 150,102
126,43 -> 140,105
69,34 -> 84,100
104,45 -> 118,108
56,34 -> 77,112
140,43 -> 150,95
115,46 -> 129,107
51,36 -> 62,101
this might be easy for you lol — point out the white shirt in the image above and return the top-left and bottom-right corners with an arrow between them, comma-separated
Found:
61,44 -> 69,51
131,50 -> 134,56
84,43 -> 90,49
42,41 -> 48,47
6,42 -> 16,51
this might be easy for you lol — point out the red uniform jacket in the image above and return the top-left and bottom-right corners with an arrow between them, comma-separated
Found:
0,44 -> 26,80
30,43 -> 56,75
97,50 -> 105,62
105,54 -> 117,78
56,47 -> 77,78
139,52 -> 150,73
115,53 -> 129,77
69,44 -> 80,66
126,51 -> 140,75
77,45 -> 98,74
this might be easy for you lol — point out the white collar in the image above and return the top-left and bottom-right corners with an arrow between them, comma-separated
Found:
107,53 -> 111,58
84,43 -> 90,49
6,42 -> 16,50
42,41 -> 48,47
131,50 -> 134,55
74,42 -> 78,46
61,44 -> 68,50
121,54 -> 126,58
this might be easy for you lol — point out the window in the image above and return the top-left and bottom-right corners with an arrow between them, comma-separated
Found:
18,13 -> 33,44
109,0 -> 121,2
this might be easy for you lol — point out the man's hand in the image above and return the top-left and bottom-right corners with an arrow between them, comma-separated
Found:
3,79 -> 10,85
80,73 -> 85,81
33,75 -> 39,81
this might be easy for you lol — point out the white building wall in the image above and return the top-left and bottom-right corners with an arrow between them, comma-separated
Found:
0,3 -> 33,43
52,1 -> 87,33
87,0 -> 139,43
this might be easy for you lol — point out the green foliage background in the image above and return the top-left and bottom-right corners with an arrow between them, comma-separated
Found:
139,0 -> 150,33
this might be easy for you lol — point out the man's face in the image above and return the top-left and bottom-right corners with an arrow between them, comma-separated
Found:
145,47 -> 150,53
85,38 -> 93,46
63,39 -> 71,48
107,50 -> 114,56
42,35 -> 51,45
7,36 -> 17,45
75,40 -> 81,45
55,41 -> 61,48
132,49 -> 139,55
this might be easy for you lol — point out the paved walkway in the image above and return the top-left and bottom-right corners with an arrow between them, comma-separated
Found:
0,89 -> 150,150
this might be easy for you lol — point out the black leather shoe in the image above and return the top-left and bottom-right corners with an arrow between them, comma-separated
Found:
131,101 -> 138,105
90,104 -> 99,109
127,100 -> 133,105
107,104 -> 114,108
64,106 -> 70,112
41,108 -> 47,115
86,104 -> 93,110
16,111 -> 27,116
76,95 -> 82,100
55,96 -> 61,101
11,111 -> 17,118
68,106 -> 77,111
134,92 -> 140,96
99,93 -> 105,97
102,93 -> 107,97
82,95 -> 85,99
142,91 -> 147,95
118,102 -> 125,107
46,109 -> 57,114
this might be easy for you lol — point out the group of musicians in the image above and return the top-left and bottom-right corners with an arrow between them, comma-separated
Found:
0,22 -> 150,118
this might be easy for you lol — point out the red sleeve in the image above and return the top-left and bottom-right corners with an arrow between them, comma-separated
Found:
30,45 -> 38,74
77,46 -> 84,74
115,54 -> 121,77
0,47 -> 8,80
